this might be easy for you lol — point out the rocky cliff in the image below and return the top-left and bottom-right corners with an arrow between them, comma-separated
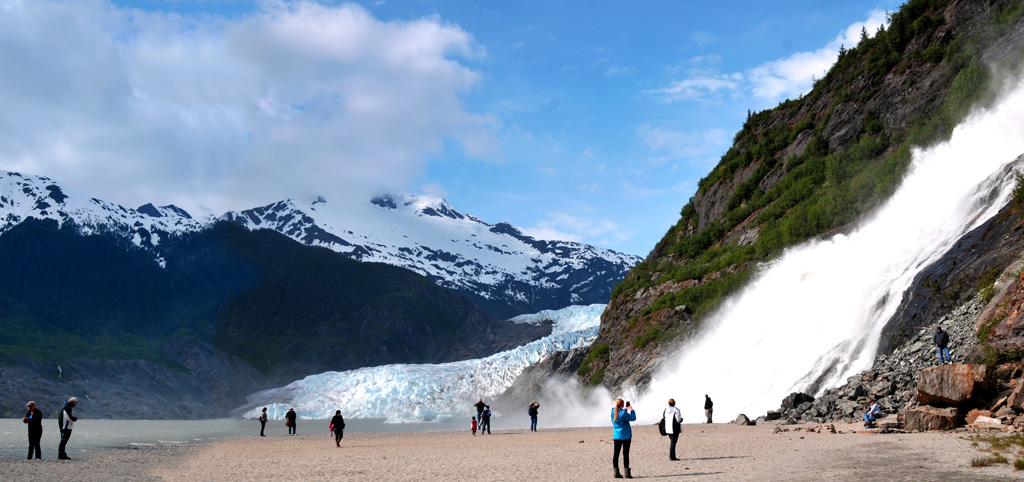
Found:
578,0 -> 1024,393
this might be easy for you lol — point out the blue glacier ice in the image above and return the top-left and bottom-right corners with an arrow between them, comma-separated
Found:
244,304 -> 604,422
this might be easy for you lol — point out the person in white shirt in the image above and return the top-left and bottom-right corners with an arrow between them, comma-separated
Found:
57,397 -> 78,460
664,398 -> 683,461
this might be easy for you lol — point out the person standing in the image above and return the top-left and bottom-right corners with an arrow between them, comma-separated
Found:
471,416 -> 477,436
611,399 -> 636,479
934,327 -> 951,364
528,401 -> 540,432
23,401 -> 43,460
330,410 -> 345,447
704,395 -> 714,424
258,407 -> 268,436
57,397 -> 78,460
285,407 -> 297,435
474,398 -> 486,426
664,399 -> 682,461
481,405 -> 492,434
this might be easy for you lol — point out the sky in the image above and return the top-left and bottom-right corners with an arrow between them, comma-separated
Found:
0,0 -> 898,256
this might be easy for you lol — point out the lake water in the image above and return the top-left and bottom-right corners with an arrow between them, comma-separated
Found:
0,417 -> 469,460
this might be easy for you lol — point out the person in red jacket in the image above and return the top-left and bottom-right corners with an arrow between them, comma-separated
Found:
471,416 -> 477,436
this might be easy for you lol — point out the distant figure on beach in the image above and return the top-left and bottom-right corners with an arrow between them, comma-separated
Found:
330,410 -> 346,447
663,398 -> 682,461
611,398 -> 636,479
481,405 -> 492,434
528,401 -> 540,432
934,327 -> 951,364
704,394 -> 714,423
474,398 -> 486,425
259,407 -> 268,437
57,397 -> 78,460
863,399 -> 882,429
471,416 -> 477,436
286,407 -> 297,435
23,401 -> 42,460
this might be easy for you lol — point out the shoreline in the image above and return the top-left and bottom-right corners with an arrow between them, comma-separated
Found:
2,422 -> 1023,481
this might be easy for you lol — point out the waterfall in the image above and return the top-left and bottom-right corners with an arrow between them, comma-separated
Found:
635,76 -> 1024,423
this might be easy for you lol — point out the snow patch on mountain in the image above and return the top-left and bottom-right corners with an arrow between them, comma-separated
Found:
225,196 -> 640,312
0,170 -> 207,251
244,304 -> 605,422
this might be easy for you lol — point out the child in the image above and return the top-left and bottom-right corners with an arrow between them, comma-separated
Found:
471,416 -> 477,436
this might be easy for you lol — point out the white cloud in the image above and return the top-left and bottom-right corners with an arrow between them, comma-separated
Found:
0,1 -> 493,214
523,211 -> 627,244
690,30 -> 713,46
604,66 -> 633,77
648,9 -> 888,105
635,124 -> 730,162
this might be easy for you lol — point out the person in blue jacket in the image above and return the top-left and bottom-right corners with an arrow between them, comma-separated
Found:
611,398 -> 636,479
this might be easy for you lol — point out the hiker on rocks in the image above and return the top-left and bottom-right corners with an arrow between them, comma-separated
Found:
474,398 -> 486,425
330,410 -> 345,447
481,405 -> 492,434
528,401 -> 540,432
23,401 -> 42,460
259,407 -> 268,437
611,398 -> 636,479
57,397 -> 78,460
664,398 -> 682,461
285,407 -> 297,435
934,327 -> 951,364
863,399 -> 882,429
704,394 -> 714,423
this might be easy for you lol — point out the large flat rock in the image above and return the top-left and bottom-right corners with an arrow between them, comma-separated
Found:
916,364 -> 990,407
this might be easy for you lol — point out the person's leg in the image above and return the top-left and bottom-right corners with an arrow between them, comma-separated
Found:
613,439 -> 622,468
58,429 -> 71,459
668,432 -> 678,460
531,416 -> 537,431
937,346 -> 946,364
709,408 -> 713,423
622,439 -> 631,469
942,347 -> 951,364
33,432 -> 41,459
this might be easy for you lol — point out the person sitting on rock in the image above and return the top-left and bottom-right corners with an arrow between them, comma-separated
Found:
863,399 -> 882,429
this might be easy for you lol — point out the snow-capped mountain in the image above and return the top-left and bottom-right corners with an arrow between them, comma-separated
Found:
225,196 -> 641,316
0,170 -> 639,317
244,304 -> 604,422
0,170 -> 207,265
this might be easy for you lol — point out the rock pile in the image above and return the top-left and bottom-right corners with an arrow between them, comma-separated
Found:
764,297 -> 982,424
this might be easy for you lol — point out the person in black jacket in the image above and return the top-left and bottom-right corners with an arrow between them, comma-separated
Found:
330,410 -> 346,447
704,395 -> 714,424
528,401 -> 539,432
934,327 -> 951,365
23,401 -> 43,460
285,408 -> 297,435
480,405 -> 492,434
474,398 -> 486,427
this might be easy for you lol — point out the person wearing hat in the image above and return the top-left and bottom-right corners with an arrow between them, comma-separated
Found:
23,401 -> 43,460
58,397 -> 79,460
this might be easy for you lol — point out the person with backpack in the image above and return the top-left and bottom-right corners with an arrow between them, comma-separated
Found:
664,398 -> 683,461
23,401 -> 43,460
329,410 -> 346,447
57,397 -> 78,460
481,405 -> 492,434
528,401 -> 540,432
258,407 -> 268,437
611,398 -> 636,479
704,394 -> 714,423
934,327 -> 951,364
474,398 -> 486,426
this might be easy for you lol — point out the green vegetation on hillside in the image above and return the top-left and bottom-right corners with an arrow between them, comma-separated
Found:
610,0 -> 1024,331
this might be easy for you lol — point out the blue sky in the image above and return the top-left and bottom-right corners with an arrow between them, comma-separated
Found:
0,0 -> 896,256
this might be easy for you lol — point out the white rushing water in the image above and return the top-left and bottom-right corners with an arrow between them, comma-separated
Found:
635,75 -> 1024,424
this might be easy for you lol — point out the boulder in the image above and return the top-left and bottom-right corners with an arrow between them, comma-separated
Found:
734,414 -> 752,426
916,364 -> 990,407
765,410 -> 782,421
1007,379 -> 1024,410
965,409 -> 992,425
972,415 -> 1005,430
904,406 -> 960,431
781,392 -> 815,411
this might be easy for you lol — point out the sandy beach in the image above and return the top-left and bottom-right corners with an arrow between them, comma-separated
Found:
3,422 -> 1023,481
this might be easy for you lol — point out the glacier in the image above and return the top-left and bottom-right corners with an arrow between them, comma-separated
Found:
243,304 -> 604,422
